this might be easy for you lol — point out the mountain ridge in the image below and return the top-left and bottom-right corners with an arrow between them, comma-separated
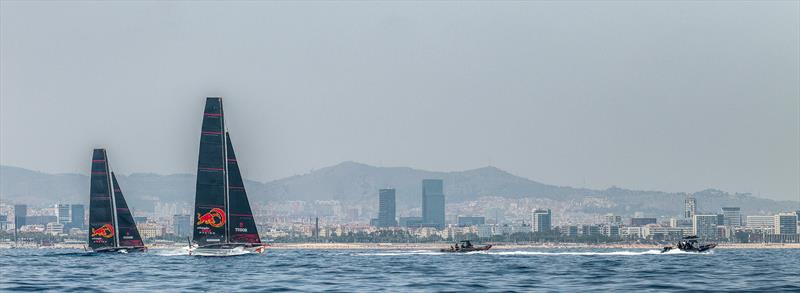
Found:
1,163 -> 796,216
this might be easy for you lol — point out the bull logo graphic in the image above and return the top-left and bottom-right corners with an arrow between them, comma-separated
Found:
91,223 -> 115,238
196,207 -> 226,228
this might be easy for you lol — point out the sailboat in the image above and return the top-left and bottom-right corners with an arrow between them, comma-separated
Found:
190,97 -> 266,256
88,148 -> 146,253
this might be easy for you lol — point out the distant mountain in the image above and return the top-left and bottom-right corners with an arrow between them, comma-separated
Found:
1,163 -> 796,216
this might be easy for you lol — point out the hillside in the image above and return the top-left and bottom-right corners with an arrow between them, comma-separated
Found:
1,163 -> 795,215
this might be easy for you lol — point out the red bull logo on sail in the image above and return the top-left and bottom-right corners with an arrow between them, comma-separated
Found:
91,223 -> 115,238
196,207 -> 226,228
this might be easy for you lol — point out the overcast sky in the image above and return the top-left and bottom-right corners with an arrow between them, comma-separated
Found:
1,1 -> 798,201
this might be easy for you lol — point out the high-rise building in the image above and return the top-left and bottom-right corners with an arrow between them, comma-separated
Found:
56,204 -> 71,225
70,204 -> 85,230
422,179 -> 445,229
173,214 -> 191,237
721,207 -> 742,227
684,195 -> 696,219
531,209 -> 552,233
13,204 -> 27,230
774,213 -> 798,235
377,189 -> 397,227
693,214 -> 718,239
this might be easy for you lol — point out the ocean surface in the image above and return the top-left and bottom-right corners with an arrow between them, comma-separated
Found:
1,248 -> 798,292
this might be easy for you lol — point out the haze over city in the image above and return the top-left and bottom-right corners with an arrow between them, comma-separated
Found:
1,1 -> 798,202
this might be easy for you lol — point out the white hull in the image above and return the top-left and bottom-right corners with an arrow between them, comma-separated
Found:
190,245 -> 266,257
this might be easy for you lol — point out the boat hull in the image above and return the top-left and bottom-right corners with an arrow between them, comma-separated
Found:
661,243 -> 716,253
91,246 -> 147,253
440,245 -> 492,253
191,243 -> 267,256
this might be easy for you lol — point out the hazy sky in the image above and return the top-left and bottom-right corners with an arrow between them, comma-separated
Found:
1,1 -> 798,201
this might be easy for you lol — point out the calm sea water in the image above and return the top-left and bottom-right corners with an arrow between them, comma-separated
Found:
1,248 -> 798,292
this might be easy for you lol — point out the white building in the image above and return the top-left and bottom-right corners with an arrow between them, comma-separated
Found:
746,216 -> 775,229
45,222 -> 64,235
693,214 -> 718,239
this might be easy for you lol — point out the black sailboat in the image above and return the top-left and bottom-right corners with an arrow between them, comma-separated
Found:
191,97 -> 265,256
88,148 -> 146,253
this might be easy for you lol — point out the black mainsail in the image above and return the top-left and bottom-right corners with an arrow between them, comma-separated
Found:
88,148 -> 145,252
89,149 -> 117,250
192,97 -> 261,249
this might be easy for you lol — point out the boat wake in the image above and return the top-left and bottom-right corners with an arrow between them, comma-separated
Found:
149,246 -> 193,256
355,249 -> 713,256
475,249 -> 713,256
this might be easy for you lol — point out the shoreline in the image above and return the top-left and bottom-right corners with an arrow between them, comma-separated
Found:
3,242 -> 799,250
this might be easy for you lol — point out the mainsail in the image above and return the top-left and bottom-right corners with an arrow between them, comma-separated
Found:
88,149 -> 144,251
112,172 -> 144,247
192,97 -> 260,247
89,149 -> 117,250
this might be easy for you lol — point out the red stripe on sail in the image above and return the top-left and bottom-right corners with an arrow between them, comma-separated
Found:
199,167 -> 224,171
204,113 -> 222,117
92,160 -> 105,162
202,131 -> 223,135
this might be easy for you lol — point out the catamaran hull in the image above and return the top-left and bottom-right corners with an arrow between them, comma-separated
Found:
91,246 -> 147,253
190,244 -> 267,257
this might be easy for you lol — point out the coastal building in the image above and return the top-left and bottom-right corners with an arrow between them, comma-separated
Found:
458,216 -> 485,227
693,214 -> 718,239
56,204 -> 71,226
45,222 -> 64,235
139,222 -> 163,239
670,218 -> 692,228
421,179 -> 445,229
0,215 -> 7,231
684,195 -> 697,219
721,207 -> 742,227
70,204 -> 85,230
14,204 -> 27,230
173,214 -> 191,237
377,189 -> 397,227
581,225 -> 600,236
774,213 -> 798,235
531,209 -> 552,233
746,216 -> 775,229
562,225 -> 579,237
604,214 -> 622,225
630,217 -> 657,227
602,225 -> 620,237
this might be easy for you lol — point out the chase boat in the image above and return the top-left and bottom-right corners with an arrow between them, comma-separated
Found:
440,240 -> 492,253
661,236 -> 716,253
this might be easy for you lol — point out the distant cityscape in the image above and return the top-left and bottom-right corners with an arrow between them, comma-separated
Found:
1,178 -> 798,246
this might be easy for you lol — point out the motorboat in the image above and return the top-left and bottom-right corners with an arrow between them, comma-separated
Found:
661,236 -> 716,253
440,240 -> 492,253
